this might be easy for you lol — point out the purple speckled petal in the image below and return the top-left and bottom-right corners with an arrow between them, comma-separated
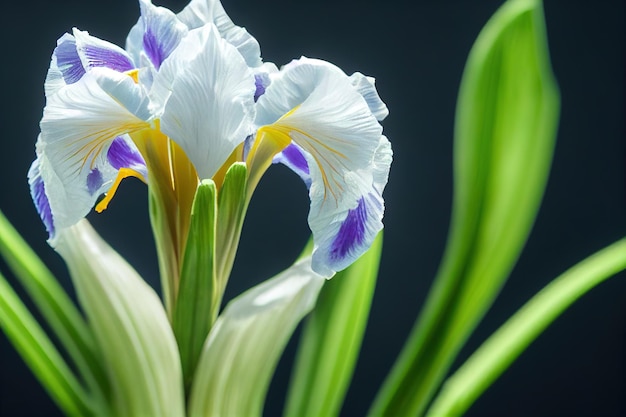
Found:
140,0 -> 188,69
86,168 -> 103,195
54,35 -> 85,84
329,197 -> 367,261
28,159 -> 55,237
107,136 -> 148,178
74,29 -> 134,72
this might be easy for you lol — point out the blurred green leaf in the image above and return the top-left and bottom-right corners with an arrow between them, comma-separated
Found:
56,220 -> 185,417
173,179 -> 218,390
0,211 -> 108,400
426,238 -> 626,417
188,257 -> 325,417
369,0 -> 560,415
0,273 -> 93,417
283,232 -> 383,417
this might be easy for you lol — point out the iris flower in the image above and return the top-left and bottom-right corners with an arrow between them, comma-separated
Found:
29,0 -> 391,284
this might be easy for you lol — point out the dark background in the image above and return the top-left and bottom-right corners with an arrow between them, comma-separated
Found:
0,0 -> 624,416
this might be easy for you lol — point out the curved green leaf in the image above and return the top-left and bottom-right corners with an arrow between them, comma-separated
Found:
0,212 -> 108,401
284,233 -> 383,417
369,0 -> 560,415
0,273 -> 93,417
426,238 -> 626,417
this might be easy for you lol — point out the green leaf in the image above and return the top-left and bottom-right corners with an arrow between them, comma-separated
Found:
187,256 -> 325,417
0,211 -> 108,401
173,179 -> 218,390
283,232 -> 383,417
0,273 -> 93,417
426,238 -> 626,417
369,0 -> 560,415
56,220 -> 185,417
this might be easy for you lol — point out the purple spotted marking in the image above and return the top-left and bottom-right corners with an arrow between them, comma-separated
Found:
29,164 -> 55,236
107,137 -> 147,177
86,168 -> 103,195
330,197 -> 367,261
82,44 -> 134,72
55,38 -> 85,84
281,144 -> 309,175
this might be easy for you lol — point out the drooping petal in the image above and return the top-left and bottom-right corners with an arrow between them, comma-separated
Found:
349,72 -> 389,121
73,28 -> 134,73
188,256 -> 325,417
152,23 -> 256,180
38,68 -> 151,233
45,34 -> 85,97
177,0 -> 262,67
28,155 -> 55,236
256,57 -> 390,276
55,220 -> 185,417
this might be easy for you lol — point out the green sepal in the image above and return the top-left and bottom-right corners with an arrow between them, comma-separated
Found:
173,179 -> 218,390
369,0 -> 560,415
188,256 -> 325,417
215,162 -> 248,287
284,232 -> 383,417
56,220 -> 185,417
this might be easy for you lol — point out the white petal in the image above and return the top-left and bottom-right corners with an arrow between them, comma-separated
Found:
349,72 -> 389,121
153,23 -> 256,179
188,256 -> 325,416
178,0 -> 262,67
56,221 -> 184,417
45,33 -> 85,97
136,0 -> 188,69
39,68 -> 150,232
256,57 -> 390,276
73,28 -> 134,72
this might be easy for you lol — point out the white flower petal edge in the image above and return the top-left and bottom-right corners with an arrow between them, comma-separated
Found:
256,57 -> 390,277
153,23 -> 256,180
188,256 -> 325,416
38,68 -> 150,236
56,220 -> 184,417
125,0 -> 188,71
177,0 -> 262,67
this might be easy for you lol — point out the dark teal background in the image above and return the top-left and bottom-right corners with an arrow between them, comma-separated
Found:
0,0 -> 624,416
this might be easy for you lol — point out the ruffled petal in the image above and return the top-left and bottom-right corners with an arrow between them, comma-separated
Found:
37,68 -> 151,233
137,0 -> 188,69
177,0 -> 262,67
349,72 -> 389,121
73,28 -> 134,73
44,34 -> 85,97
256,57 -> 390,276
152,23 -> 256,180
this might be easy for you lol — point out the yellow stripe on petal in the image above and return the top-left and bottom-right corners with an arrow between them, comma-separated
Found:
95,167 -> 147,213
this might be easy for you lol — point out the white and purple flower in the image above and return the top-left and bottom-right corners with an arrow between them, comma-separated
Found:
29,0 -> 391,277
